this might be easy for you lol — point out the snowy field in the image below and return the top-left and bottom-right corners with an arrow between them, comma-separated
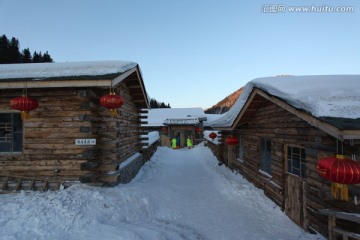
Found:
0,144 -> 325,240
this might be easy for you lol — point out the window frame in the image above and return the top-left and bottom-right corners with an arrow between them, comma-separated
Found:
236,135 -> 244,162
286,145 -> 306,178
0,112 -> 23,154
259,137 -> 272,176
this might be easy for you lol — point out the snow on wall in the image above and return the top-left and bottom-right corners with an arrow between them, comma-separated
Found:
210,75 -> 360,128
203,130 -> 222,145
141,131 -> 160,149
0,61 -> 137,80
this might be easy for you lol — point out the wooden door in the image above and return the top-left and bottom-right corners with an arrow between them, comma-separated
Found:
285,174 -> 306,227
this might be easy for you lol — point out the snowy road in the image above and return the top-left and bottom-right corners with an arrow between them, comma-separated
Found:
0,144 -> 325,240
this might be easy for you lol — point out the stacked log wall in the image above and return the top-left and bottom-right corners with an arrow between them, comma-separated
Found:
0,87 -> 93,181
0,82 -> 147,186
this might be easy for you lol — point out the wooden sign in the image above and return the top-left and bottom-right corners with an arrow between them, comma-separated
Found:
75,139 -> 96,145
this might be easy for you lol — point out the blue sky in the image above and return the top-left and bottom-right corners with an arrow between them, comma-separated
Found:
1,0 -> 359,109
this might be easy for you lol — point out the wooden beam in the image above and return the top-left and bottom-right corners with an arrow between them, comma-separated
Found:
318,209 -> 360,223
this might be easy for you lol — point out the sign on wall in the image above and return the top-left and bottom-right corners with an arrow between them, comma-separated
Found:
75,139 -> 96,145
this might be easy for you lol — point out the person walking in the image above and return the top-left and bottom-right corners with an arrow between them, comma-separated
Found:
186,136 -> 193,149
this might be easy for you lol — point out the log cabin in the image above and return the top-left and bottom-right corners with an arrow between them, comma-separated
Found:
0,61 -> 156,191
207,75 -> 360,239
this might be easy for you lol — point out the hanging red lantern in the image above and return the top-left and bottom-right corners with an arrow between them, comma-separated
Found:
209,132 -> 217,140
100,91 -> 124,116
10,95 -> 39,120
161,127 -> 168,132
226,136 -> 239,146
196,127 -> 202,133
317,154 -> 360,201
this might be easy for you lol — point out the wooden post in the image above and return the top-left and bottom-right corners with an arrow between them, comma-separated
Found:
328,215 -> 336,240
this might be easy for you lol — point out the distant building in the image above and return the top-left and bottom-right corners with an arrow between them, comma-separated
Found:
143,108 -> 209,147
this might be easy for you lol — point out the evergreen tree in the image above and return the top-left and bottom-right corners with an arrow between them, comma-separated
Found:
42,51 -> 53,62
8,37 -> 21,63
21,48 -> 32,63
0,35 -> 9,64
0,34 -> 54,63
32,51 -> 43,63
149,98 -> 171,108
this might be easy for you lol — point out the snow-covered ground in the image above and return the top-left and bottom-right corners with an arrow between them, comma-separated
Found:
0,144 -> 325,240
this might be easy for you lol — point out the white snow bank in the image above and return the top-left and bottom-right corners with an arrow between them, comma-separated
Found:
0,146 -> 324,240
0,61 -> 137,79
210,75 -> 360,128
141,131 -> 160,148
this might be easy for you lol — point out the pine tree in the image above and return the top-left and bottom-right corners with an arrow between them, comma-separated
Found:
42,51 -> 53,62
8,37 -> 21,63
32,51 -> 43,63
21,48 -> 32,63
0,35 -> 9,64
0,34 -> 54,63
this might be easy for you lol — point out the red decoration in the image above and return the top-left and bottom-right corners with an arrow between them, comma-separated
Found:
196,128 -> 202,133
10,95 -> 39,120
226,136 -> 239,146
317,154 -> 360,201
100,92 -> 124,116
209,132 -> 217,140
161,127 -> 168,132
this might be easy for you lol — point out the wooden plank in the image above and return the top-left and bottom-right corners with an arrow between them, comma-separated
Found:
328,216 -> 336,240
14,178 -> 22,191
318,209 -> 360,223
28,179 -> 35,190
42,181 -> 48,191
333,228 -> 360,239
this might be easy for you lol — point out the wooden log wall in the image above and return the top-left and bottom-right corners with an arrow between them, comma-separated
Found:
208,100 -> 360,238
0,81 -> 145,186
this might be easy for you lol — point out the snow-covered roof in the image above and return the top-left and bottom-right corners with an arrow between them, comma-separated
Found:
164,118 -> 200,125
210,75 -> 360,128
143,108 -> 207,127
0,61 -> 137,80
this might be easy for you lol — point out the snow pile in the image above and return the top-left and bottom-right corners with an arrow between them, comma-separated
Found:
0,61 -> 137,80
141,131 -> 160,148
211,75 -> 360,128
0,145 -> 324,240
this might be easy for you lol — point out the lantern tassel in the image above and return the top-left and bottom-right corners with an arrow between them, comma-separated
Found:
21,111 -> 30,120
109,109 -> 118,116
331,183 -> 349,201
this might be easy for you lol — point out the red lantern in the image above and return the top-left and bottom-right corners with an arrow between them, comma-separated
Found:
226,136 -> 239,146
10,95 -> 39,120
317,154 -> 360,201
161,127 -> 168,132
196,128 -> 202,133
100,92 -> 124,116
209,132 -> 217,140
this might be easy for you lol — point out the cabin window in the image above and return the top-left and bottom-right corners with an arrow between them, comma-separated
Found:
287,146 -> 306,178
236,136 -> 244,162
0,113 -> 23,153
260,138 -> 272,175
